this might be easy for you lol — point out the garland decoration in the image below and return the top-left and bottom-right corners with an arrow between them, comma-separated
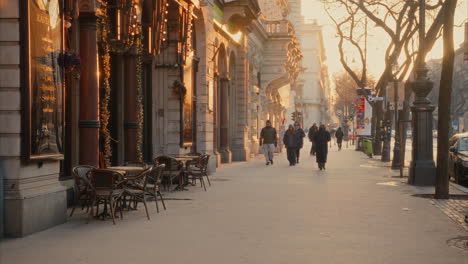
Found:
97,1 -> 113,167
136,38 -> 144,161
96,0 -> 144,164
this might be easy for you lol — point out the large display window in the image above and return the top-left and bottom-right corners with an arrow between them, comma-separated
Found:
22,0 -> 64,160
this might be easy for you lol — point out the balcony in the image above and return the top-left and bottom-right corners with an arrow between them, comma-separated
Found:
264,20 -> 293,37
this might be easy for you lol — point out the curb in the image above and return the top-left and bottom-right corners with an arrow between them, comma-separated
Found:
450,182 -> 468,194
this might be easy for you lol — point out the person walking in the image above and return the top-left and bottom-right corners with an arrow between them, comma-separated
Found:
308,123 -> 318,155
335,127 -> 344,150
294,121 -> 305,163
283,125 -> 300,166
260,120 -> 278,166
313,124 -> 331,170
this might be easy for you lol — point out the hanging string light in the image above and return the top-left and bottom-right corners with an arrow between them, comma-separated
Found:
152,0 -> 170,55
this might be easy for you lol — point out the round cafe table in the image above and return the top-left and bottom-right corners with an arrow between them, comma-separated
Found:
107,166 -> 145,176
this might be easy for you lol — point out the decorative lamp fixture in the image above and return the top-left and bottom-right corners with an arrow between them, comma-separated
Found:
151,0 -> 170,55
108,0 -> 142,52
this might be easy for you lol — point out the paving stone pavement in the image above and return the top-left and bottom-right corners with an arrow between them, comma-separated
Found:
432,197 -> 468,231
1,143 -> 467,264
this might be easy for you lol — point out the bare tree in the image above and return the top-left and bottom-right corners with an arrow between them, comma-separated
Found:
435,0 -> 458,199
333,70 -> 376,121
322,0 -> 448,156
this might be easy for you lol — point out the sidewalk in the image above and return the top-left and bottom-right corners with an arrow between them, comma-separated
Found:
1,143 -> 467,264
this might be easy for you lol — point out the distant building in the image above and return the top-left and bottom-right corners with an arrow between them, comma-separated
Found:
427,42 -> 468,133
295,20 -> 331,127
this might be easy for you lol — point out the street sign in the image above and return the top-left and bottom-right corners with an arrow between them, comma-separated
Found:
453,121 -> 460,132
368,97 -> 384,102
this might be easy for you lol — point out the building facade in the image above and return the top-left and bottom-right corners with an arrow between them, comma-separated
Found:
295,20 -> 331,127
0,0 -> 301,237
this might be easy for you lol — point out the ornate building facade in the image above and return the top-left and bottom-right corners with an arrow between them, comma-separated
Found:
0,0 -> 301,237
247,0 -> 302,154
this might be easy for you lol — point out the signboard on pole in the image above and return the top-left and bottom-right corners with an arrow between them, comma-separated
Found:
453,121 -> 460,133
356,97 -> 372,136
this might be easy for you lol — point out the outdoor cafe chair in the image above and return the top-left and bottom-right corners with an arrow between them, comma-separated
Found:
123,167 -> 153,220
189,154 -> 211,186
146,164 -> 167,213
201,154 -> 211,186
154,156 -> 183,191
186,156 -> 206,191
70,165 -> 96,217
87,169 -> 126,225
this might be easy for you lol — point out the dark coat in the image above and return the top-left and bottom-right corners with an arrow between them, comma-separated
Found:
283,131 -> 301,149
296,128 -> 306,148
313,129 -> 331,163
335,129 -> 344,143
308,126 -> 318,142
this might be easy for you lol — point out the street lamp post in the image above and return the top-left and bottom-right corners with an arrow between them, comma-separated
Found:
392,65 -> 401,169
381,103 -> 391,162
409,0 -> 436,185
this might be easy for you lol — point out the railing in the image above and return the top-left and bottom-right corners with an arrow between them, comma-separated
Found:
263,20 -> 293,37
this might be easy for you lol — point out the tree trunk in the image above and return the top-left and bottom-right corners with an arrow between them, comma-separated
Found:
435,0 -> 457,199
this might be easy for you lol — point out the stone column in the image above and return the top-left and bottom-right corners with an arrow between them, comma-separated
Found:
219,77 -> 232,163
78,12 -> 100,166
124,50 -> 138,162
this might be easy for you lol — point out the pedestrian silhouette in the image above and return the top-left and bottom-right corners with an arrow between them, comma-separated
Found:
313,124 -> 331,170
335,127 -> 344,150
308,123 -> 318,156
294,121 -> 306,163
283,124 -> 301,166
260,120 -> 278,166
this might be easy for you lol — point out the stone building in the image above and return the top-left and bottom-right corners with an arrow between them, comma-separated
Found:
0,0 -> 301,237
248,0 -> 302,154
295,20 -> 331,127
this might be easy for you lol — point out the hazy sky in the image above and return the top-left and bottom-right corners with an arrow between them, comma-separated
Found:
301,0 -> 468,80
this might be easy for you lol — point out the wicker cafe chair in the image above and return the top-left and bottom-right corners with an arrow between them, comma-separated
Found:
88,169 -> 125,225
200,154 -> 211,186
123,167 -> 153,220
146,164 -> 167,213
189,154 -> 211,186
154,156 -> 183,191
186,156 -> 206,191
70,165 -> 96,217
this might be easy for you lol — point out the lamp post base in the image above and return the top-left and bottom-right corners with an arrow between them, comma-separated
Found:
409,160 -> 436,186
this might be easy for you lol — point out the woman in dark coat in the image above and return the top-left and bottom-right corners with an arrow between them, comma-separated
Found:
335,127 -> 344,150
313,124 -> 331,170
308,123 -> 318,155
283,125 -> 301,166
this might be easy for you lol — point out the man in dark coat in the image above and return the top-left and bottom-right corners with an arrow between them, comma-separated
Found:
335,127 -> 344,150
294,121 -> 306,163
260,120 -> 278,166
283,125 -> 301,166
308,123 -> 318,155
313,124 -> 331,170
